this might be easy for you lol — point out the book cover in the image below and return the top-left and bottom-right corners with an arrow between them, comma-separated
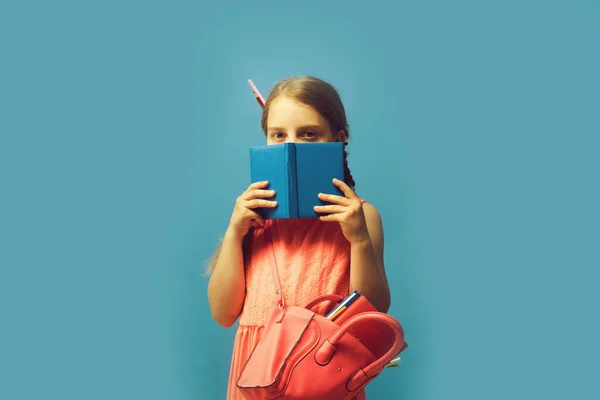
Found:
249,142 -> 345,219
295,142 -> 344,218
249,143 -> 297,219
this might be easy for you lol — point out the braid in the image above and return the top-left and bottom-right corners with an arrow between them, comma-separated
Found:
343,142 -> 356,190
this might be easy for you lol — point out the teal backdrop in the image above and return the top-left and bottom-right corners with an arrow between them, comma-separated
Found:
1,0 -> 599,399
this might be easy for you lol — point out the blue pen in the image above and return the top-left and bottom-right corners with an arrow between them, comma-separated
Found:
331,292 -> 361,320
326,290 -> 360,319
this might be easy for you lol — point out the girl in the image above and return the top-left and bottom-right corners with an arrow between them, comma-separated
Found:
206,76 -> 391,399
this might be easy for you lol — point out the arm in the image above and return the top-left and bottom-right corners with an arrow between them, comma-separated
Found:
314,178 -> 391,313
349,202 -> 391,313
206,180 -> 276,328
206,229 -> 248,328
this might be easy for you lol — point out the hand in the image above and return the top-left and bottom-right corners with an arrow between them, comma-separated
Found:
227,181 -> 277,239
314,178 -> 370,244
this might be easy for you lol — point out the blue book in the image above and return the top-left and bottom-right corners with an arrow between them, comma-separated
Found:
249,142 -> 345,219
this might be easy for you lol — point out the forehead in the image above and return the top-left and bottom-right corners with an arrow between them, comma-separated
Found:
266,96 -> 329,129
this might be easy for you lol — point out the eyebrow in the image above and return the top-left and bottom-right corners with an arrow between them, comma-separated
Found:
267,125 -> 325,132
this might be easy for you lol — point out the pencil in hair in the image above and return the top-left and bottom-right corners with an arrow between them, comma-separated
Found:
247,79 -> 265,108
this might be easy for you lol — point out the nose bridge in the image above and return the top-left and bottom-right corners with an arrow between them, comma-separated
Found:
284,130 -> 299,143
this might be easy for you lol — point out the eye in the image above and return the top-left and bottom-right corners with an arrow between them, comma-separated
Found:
302,130 -> 318,140
271,131 -> 286,139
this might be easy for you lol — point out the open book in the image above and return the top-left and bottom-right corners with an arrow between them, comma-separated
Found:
249,142 -> 345,219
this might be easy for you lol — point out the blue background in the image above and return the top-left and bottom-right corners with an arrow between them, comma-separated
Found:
1,0 -> 599,399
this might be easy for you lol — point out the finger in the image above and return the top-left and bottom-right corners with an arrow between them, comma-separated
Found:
319,213 -> 341,222
243,189 -> 276,200
332,178 -> 357,198
314,204 -> 347,214
246,180 -> 270,191
318,192 -> 351,206
251,212 -> 265,227
245,199 -> 278,209
246,210 -> 265,227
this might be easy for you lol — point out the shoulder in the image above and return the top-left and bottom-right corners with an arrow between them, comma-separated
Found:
359,200 -> 384,240
360,200 -> 382,223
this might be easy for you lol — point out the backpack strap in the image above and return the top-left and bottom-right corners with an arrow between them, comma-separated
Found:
263,225 -> 285,310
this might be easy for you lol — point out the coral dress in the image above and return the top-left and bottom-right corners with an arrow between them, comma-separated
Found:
226,217 -> 367,400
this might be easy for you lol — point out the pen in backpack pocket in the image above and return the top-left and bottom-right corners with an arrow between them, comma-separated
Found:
326,290 -> 360,321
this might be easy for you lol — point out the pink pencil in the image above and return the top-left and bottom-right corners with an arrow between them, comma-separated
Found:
248,79 -> 265,108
